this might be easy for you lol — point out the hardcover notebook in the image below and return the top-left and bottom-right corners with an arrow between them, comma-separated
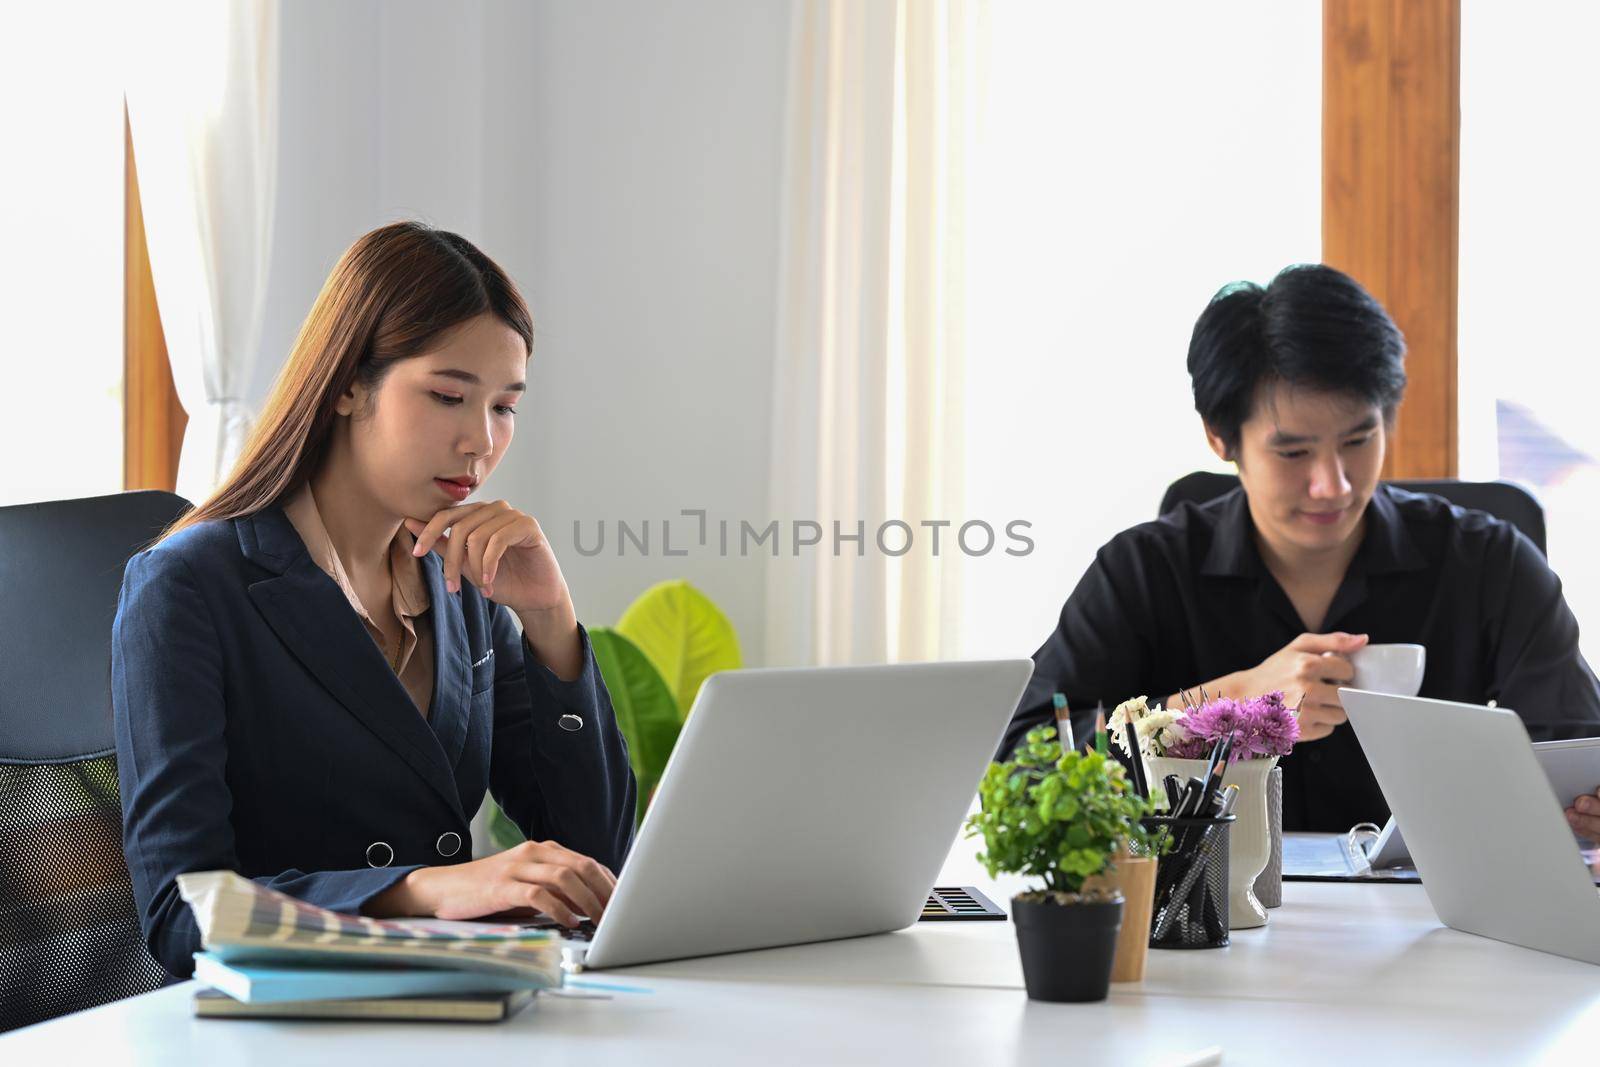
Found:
192,988 -> 536,1023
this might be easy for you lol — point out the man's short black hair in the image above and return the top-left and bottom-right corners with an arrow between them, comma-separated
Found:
1187,264 -> 1407,457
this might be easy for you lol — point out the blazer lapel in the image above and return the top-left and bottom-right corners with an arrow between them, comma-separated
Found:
238,506 -> 466,822
421,550 -> 473,787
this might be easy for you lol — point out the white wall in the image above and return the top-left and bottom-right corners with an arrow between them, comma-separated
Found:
253,0 -> 792,663
956,2 -> 1321,664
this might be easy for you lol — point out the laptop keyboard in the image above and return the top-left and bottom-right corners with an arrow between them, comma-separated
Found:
519,918 -> 598,942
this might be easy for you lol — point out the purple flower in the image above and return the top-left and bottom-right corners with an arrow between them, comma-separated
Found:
1164,690 -> 1299,761
1244,691 -> 1300,758
1179,697 -> 1247,744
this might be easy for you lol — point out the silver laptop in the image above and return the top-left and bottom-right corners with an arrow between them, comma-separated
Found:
570,659 -> 1033,969
1342,688 -> 1600,966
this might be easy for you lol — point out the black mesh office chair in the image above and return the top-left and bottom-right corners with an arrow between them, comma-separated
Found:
0,490 -> 191,1032
1157,471 -> 1547,557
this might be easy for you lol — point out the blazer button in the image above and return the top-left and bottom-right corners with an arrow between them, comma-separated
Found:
558,714 -> 584,732
436,832 -> 462,858
365,841 -> 394,868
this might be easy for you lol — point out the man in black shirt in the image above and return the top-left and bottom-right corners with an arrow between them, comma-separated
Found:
1002,265 -> 1600,832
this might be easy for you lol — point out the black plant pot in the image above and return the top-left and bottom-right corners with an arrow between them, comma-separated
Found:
1010,894 -> 1123,1003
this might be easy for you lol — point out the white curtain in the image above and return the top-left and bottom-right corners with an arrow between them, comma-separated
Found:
125,0 -> 279,503
766,0 -> 980,666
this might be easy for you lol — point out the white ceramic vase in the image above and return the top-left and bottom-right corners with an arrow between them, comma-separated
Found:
1143,754 -> 1280,929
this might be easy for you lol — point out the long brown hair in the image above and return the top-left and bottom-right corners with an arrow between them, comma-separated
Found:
153,221 -> 533,547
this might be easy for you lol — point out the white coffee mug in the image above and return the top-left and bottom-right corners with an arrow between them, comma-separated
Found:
1350,643 -> 1426,697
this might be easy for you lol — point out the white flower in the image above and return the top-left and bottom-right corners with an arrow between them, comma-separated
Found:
1132,710 -> 1180,755
1108,696 -> 1153,755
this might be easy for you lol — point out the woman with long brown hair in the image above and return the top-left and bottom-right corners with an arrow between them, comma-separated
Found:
112,221 -> 635,979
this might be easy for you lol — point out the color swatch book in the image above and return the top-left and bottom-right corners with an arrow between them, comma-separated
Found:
176,870 -> 562,985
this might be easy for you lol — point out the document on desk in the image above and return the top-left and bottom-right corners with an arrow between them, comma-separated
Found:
1285,834 -> 1600,885
1282,832 -> 1420,882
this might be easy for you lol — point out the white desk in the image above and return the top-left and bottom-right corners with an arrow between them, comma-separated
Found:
7,838 -> 1599,1066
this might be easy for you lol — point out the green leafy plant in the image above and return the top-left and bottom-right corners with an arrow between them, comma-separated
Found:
965,725 -> 1160,898
487,797 -> 525,852
616,579 -> 741,719
589,626 -> 682,825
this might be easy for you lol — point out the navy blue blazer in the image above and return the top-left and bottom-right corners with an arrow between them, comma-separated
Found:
111,503 -> 636,978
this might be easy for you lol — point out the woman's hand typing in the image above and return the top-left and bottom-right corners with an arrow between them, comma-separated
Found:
364,839 -> 617,926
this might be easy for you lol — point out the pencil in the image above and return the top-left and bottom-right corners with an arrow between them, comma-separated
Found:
1052,692 -> 1074,751
1126,727 -> 1149,799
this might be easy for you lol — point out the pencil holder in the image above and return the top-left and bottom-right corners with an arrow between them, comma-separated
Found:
1142,814 -> 1233,949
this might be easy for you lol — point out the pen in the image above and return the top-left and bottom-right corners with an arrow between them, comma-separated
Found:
1170,782 -> 1191,818
1217,784 -> 1240,818
1197,731 -> 1235,813
1196,735 -> 1223,811
1170,773 -> 1214,883
1174,776 -> 1208,817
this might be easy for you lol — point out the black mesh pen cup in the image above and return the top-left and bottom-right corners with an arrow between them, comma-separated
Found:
1142,814 -> 1234,949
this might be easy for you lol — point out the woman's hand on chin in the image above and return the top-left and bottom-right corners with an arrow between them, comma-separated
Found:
405,500 -> 571,615
405,501 -> 584,679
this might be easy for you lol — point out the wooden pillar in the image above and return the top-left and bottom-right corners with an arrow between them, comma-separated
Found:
123,103 -> 186,492
1323,0 -> 1460,478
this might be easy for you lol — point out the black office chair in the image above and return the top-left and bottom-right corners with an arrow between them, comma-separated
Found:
0,490 -> 191,1032
1157,471 -> 1547,557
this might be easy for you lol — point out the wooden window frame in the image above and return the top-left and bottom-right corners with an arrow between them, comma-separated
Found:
123,103 -> 185,493
1323,0 -> 1461,479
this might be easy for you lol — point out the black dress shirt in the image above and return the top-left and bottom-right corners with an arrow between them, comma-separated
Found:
1001,484 -> 1600,831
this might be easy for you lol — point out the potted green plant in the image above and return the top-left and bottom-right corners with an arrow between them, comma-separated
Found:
965,724 -> 1160,1002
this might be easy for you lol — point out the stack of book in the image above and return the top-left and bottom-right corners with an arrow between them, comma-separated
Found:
176,870 -> 562,1022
